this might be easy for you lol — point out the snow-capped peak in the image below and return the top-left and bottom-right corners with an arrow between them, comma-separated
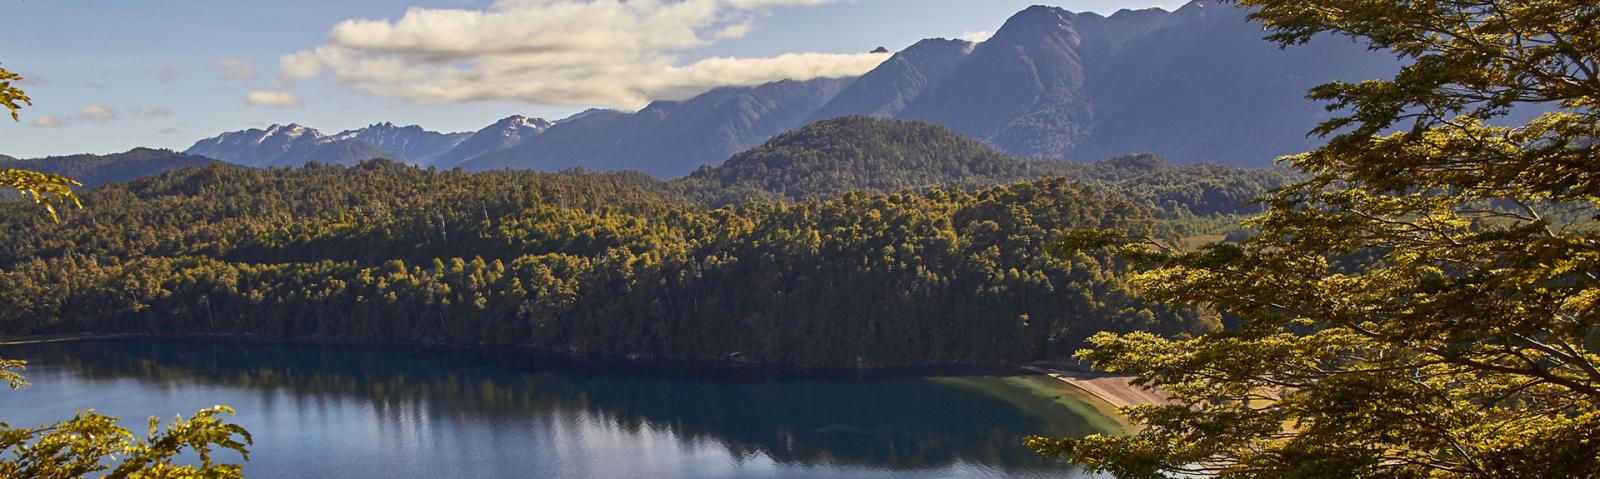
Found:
254,123 -> 321,145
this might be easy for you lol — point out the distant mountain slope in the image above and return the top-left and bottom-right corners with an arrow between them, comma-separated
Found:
179,0 -> 1406,174
0,148 -> 220,188
329,122 -> 470,165
810,39 -> 973,121
1067,1 -> 1398,164
899,6 -> 1094,159
185,124 -> 327,167
461,78 -> 854,177
431,115 -> 551,168
463,0 -> 1396,174
185,117 -> 555,168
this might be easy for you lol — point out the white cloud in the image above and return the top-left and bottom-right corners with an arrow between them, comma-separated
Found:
276,0 -> 888,110
136,107 -> 175,117
78,105 -> 118,122
246,90 -> 304,108
218,58 -> 258,81
959,30 -> 994,43
278,51 -> 322,80
30,116 -> 66,128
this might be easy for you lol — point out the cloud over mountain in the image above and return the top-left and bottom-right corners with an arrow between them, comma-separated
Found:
276,0 -> 888,109
246,90 -> 305,108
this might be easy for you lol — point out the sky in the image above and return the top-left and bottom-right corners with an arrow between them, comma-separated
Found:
1,0 -> 1170,158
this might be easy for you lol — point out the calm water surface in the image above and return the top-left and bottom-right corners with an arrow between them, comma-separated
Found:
0,339 -> 1119,478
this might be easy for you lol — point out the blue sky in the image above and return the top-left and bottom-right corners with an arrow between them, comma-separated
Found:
1,0 -> 1170,158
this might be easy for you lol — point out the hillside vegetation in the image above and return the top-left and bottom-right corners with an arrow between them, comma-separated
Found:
0,118 -> 1287,368
685,116 -> 1296,233
0,160 -> 1219,367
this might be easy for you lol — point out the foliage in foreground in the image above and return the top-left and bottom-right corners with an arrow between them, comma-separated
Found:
1030,0 -> 1600,477
1,360 -> 250,479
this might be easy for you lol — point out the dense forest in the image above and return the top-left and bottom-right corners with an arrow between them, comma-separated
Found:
0,118 -> 1291,368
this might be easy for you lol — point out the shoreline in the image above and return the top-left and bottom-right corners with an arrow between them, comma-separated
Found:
1023,366 -> 1171,410
2,336 -> 1170,407
5,333 -> 1155,431
0,333 -> 1047,380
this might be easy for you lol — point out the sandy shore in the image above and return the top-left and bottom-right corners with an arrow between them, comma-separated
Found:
1026,366 -> 1171,409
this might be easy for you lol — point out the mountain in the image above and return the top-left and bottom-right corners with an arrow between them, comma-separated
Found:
293,139 -> 396,167
328,122 -> 470,166
463,0 -> 1397,174
1065,1 -> 1398,164
185,123 -> 329,167
179,1 -> 1403,174
184,123 -> 436,167
810,38 -> 974,121
0,148 -> 220,189
430,115 -> 551,168
899,6 -> 1094,159
184,117 -> 554,168
461,78 -> 854,177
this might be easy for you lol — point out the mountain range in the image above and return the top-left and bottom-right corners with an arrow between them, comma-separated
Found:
183,116 -> 553,169
175,1 -> 1399,177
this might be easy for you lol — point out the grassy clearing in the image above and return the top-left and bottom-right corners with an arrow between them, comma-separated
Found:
930,375 -> 1132,437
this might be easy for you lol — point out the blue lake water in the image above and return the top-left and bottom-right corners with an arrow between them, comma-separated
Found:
0,339 -> 1117,478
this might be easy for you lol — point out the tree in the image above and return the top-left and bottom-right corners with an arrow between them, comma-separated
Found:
1,66 -> 29,121
1030,0 -> 1600,477
2,64 -> 251,477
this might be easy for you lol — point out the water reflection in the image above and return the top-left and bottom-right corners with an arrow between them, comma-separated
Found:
0,339 -> 1110,478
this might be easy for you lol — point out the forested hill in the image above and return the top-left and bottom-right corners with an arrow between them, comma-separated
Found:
0,148 -> 219,188
683,116 -> 1044,202
0,160 -> 1218,368
682,116 -> 1298,221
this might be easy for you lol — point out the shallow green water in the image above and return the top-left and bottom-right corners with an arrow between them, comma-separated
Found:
0,339 -> 1118,478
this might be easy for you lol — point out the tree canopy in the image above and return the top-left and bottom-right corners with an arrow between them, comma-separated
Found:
1030,0 -> 1600,477
0,66 -> 29,121
0,162 -> 1220,368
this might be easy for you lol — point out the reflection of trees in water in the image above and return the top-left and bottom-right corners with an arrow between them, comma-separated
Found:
11,339 -> 1088,472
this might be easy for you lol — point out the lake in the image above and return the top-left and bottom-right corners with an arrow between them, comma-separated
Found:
0,339 -> 1120,478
